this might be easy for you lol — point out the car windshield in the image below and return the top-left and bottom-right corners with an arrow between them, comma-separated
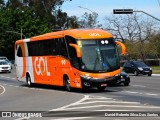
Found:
0,61 -> 8,65
133,61 -> 148,67
77,38 -> 120,72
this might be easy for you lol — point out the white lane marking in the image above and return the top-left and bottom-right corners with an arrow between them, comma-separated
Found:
74,101 -> 140,105
122,90 -> 159,96
5,77 -> 11,79
0,83 -> 67,95
51,95 -> 90,111
0,76 -> 5,77
132,85 -> 146,87
121,90 -> 159,96
146,93 -> 159,96
0,76 -> 16,79
46,95 -> 141,120
14,117 -> 29,120
58,104 -> 160,111
123,91 -> 138,94
87,96 -> 113,100
0,85 -> 5,95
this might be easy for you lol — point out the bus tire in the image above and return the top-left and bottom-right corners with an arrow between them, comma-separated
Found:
124,83 -> 129,86
97,86 -> 106,91
64,76 -> 71,92
26,74 -> 32,87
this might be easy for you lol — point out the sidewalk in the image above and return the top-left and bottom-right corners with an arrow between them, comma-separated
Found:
152,74 -> 160,77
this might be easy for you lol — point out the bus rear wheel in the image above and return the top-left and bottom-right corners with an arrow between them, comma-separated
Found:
26,74 -> 32,87
64,77 -> 71,92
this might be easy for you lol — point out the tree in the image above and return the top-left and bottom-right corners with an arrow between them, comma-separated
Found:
0,7 -> 52,59
147,33 -> 160,58
78,12 -> 102,28
0,0 -> 76,59
104,13 -> 159,61
0,0 -> 5,8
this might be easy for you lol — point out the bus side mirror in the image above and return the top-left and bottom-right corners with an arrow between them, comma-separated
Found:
69,44 -> 82,58
115,41 -> 126,55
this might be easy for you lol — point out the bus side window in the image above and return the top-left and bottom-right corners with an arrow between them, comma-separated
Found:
56,38 -> 68,58
42,40 -> 56,55
17,46 -> 23,57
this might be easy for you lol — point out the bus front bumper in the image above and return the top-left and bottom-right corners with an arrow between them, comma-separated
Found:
81,75 -> 121,88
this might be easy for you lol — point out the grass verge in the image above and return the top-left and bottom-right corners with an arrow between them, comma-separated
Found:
151,66 -> 160,74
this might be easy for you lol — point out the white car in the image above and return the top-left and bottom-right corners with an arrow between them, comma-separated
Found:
0,60 -> 11,73
0,56 -> 8,60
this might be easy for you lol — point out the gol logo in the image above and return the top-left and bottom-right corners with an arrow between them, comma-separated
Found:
61,60 -> 66,65
89,33 -> 101,36
34,57 -> 50,76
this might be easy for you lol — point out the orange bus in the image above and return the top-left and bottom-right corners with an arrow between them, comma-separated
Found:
15,29 -> 126,91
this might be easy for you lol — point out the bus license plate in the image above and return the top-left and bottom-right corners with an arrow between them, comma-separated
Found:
101,84 -> 107,87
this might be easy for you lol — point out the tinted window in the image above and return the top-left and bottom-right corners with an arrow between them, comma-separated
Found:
27,39 -> 57,56
133,61 -> 148,67
0,61 -> 8,65
27,38 -> 68,58
17,46 -> 23,57
56,38 -> 68,58
65,36 -> 79,68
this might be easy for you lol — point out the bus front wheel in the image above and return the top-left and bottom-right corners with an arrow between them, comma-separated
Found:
97,86 -> 106,91
26,74 -> 32,87
64,77 -> 71,92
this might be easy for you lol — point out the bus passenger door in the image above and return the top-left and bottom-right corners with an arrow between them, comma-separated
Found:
48,57 -> 59,85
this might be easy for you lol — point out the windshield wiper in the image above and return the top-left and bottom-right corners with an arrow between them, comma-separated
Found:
93,48 -> 102,70
101,52 -> 113,70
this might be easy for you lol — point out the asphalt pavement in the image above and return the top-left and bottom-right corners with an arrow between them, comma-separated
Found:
0,67 -> 160,120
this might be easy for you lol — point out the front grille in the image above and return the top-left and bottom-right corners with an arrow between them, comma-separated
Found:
2,67 -> 8,69
143,68 -> 150,71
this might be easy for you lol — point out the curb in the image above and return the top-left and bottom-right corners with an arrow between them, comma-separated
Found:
152,74 -> 160,77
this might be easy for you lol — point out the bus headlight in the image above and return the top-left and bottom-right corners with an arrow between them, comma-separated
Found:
79,75 -> 92,80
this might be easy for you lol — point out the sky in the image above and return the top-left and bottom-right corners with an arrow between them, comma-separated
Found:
62,0 -> 160,24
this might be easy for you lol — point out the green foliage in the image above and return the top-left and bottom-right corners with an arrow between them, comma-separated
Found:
78,12 -> 101,28
0,0 -> 76,60
147,33 -> 160,58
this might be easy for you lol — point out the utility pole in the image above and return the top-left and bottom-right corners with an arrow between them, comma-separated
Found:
6,30 -> 26,39
78,6 -> 98,15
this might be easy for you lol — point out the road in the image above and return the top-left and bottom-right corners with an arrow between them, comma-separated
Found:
0,67 -> 160,120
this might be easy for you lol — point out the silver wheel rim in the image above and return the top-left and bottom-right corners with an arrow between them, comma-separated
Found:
66,79 -> 70,91
27,77 -> 31,86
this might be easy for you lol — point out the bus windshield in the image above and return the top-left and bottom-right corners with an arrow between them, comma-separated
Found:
77,38 -> 120,72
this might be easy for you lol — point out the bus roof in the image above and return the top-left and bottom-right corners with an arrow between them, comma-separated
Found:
16,29 -> 113,43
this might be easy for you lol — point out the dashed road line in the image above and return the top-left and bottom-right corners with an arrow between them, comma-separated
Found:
132,85 -> 146,88
146,93 -> 159,96
121,90 -> 159,96
0,76 -> 16,79
124,91 -> 138,94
